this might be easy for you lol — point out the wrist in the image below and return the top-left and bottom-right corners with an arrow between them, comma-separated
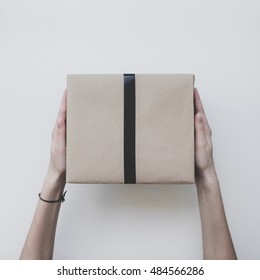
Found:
195,164 -> 220,192
47,164 -> 65,182
41,166 -> 66,201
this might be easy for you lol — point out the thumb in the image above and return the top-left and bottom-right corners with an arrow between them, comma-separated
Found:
195,112 -> 207,148
53,118 -> 66,148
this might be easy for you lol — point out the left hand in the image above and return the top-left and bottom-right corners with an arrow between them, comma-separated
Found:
48,90 -> 67,178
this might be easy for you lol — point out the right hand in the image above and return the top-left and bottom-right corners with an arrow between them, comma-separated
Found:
194,88 -> 216,182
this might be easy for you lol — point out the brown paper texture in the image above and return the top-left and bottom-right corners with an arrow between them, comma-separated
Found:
66,74 -> 195,184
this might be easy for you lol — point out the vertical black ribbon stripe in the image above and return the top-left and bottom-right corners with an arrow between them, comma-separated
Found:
124,74 -> 136,184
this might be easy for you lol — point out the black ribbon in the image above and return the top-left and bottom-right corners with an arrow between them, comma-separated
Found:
124,74 -> 136,184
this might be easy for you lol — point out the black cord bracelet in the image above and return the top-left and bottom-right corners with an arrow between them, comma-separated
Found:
38,191 -> 67,203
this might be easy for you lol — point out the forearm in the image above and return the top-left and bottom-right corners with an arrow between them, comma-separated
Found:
20,167 -> 66,260
196,167 -> 237,260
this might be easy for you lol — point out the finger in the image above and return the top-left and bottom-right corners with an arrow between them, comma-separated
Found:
199,111 -> 212,142
195,112 -> 207,148
52,116 -> 66,137
194,88 -> 212,137
57,90 -> 67,123
54,118 -> 66,149
194,88 -> 205,115
52,90 -> 67,141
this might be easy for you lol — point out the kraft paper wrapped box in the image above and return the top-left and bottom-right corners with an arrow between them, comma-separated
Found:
66,74 -> 195,184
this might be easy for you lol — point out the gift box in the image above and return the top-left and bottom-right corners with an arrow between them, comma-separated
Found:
66,74 -> 195,184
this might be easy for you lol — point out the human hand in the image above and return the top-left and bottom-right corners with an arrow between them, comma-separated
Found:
20,91 -> 68,260
194,89 -> 236,260
194,88 -> 216,182
39,90 -> 67,199
47,90 -> 67,181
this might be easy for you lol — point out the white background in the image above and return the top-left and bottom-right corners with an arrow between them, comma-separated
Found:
0,0 -> 259,260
